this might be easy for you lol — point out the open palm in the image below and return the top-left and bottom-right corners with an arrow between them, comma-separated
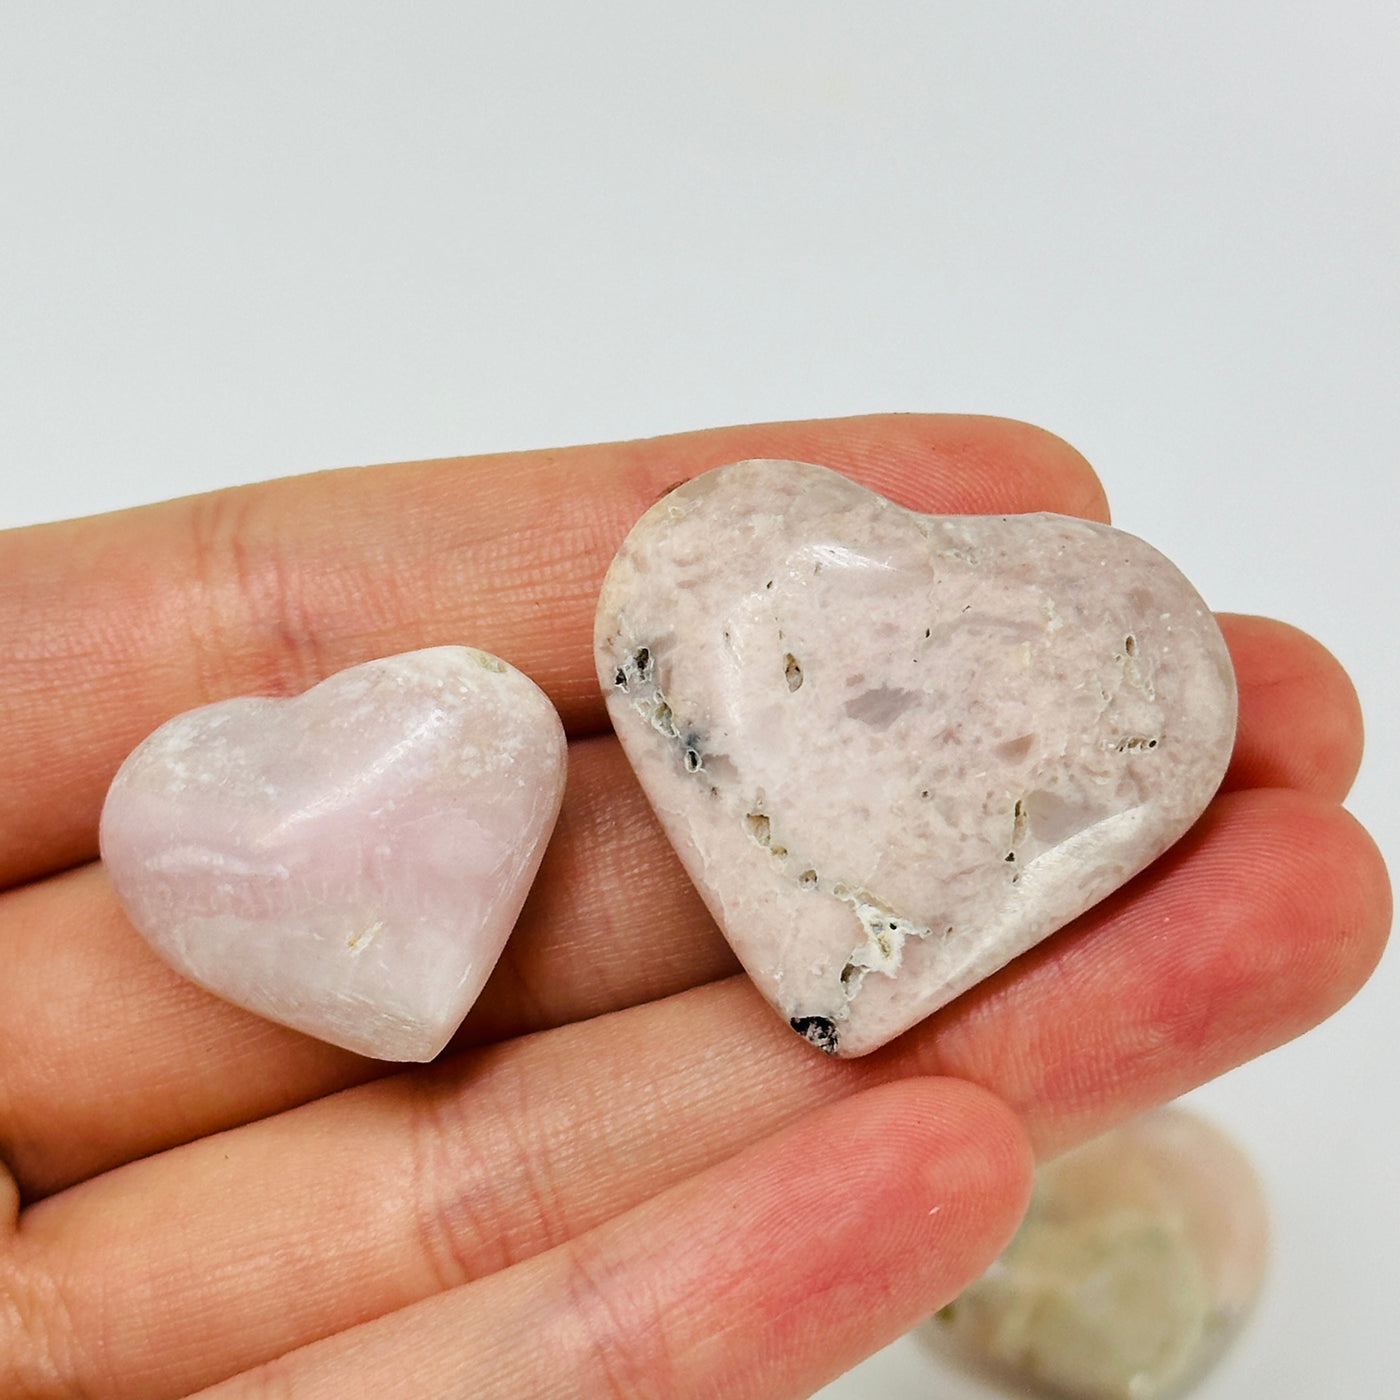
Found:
0,415 -> 1388,1399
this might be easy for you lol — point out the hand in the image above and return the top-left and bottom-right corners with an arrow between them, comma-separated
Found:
0,416 -> 1388,1399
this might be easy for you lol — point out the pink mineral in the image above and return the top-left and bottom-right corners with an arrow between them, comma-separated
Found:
100,646 -> 566,1061
595,461 -> 1236,1056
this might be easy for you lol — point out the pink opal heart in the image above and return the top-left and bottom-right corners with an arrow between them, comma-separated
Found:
595,461 -> 1237,1057
100,647 -> 566,1061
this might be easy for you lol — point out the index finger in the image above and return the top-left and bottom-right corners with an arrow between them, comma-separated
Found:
0,414 -> 1106,888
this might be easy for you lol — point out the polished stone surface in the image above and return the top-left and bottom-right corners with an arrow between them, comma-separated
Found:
595,461 -> 1236,1056
101,647 -> 566,1060
919,1107 -> 1270,1399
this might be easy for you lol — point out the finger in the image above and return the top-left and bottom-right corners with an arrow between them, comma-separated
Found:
10,1081 -> 1030,1400
7,790 -> 1385,1397
1217,613 -> 1364,801
0,607 -> 1371,1195
0,414 -> 1104,888
918,787 -> 1391,1158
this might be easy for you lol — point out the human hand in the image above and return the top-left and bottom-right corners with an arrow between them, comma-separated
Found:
0,415 -> 1388,1399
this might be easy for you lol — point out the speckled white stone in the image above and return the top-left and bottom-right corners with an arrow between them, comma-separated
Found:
919,1106 -> 1269,1400
101,647 -> 566,1061
595,461 -> 1236,1056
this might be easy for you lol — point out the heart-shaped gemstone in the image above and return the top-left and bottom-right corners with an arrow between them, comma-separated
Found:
101,647 -> 566,1061
595,461 -> 1236,1057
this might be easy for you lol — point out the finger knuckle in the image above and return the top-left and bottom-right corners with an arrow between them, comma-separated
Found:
559,1236 -> 675,1400
0,1258 -> 90,1400
405,1054 -> 585,1295
181,487 -> 326,702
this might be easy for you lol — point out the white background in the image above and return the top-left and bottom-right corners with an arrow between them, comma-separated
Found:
2,4 -> 1395,1396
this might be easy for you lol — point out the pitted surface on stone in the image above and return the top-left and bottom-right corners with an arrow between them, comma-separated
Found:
101,647 -> 567,1061
595,461 -> 1236,1056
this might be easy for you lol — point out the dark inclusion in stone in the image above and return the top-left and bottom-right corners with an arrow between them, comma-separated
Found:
790,1015 -> 840,1055
613,646 -> 654,691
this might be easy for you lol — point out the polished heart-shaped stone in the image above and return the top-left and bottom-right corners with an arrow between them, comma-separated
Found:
101,647 -> 566,1061
595,461 -> 1236,1057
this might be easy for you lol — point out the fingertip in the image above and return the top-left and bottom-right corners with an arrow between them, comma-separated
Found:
851,1077 -> 1034,1248
811,412 -> 1111,524
1121,787 -> 1392,1067
1306,797 -> 1393,1011
909,1075 -> 1035,1203
1159,789 -> 1391,1027
720,1077 -> 1033,1399
607,412 -> 1111,524
1220,614 -> 1366,801
907,787 -> 1391,1162
904,1077 -> 1036,1281
799,1077 -> 1035,1319
894,415 -> 1111,524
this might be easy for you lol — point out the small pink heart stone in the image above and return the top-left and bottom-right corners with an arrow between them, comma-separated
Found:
100,647 -> 566,1061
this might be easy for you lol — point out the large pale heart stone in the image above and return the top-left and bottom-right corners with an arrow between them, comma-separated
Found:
595,461 -> 1236,1057
101,647 -> 566,1061
918,1106 -> 1269,1399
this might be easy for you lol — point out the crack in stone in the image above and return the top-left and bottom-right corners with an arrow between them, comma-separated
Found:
733,800 -> 940,1008
836,896 -> 932,1000
614,645 -> 710,777
741,805 -> 936,1008
1117,632 -> 1158,701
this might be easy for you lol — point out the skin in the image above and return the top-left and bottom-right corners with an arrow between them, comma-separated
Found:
0,414 -> 1389,1400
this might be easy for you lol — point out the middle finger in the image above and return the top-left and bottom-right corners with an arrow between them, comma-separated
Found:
0,612 -> 1367,1197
